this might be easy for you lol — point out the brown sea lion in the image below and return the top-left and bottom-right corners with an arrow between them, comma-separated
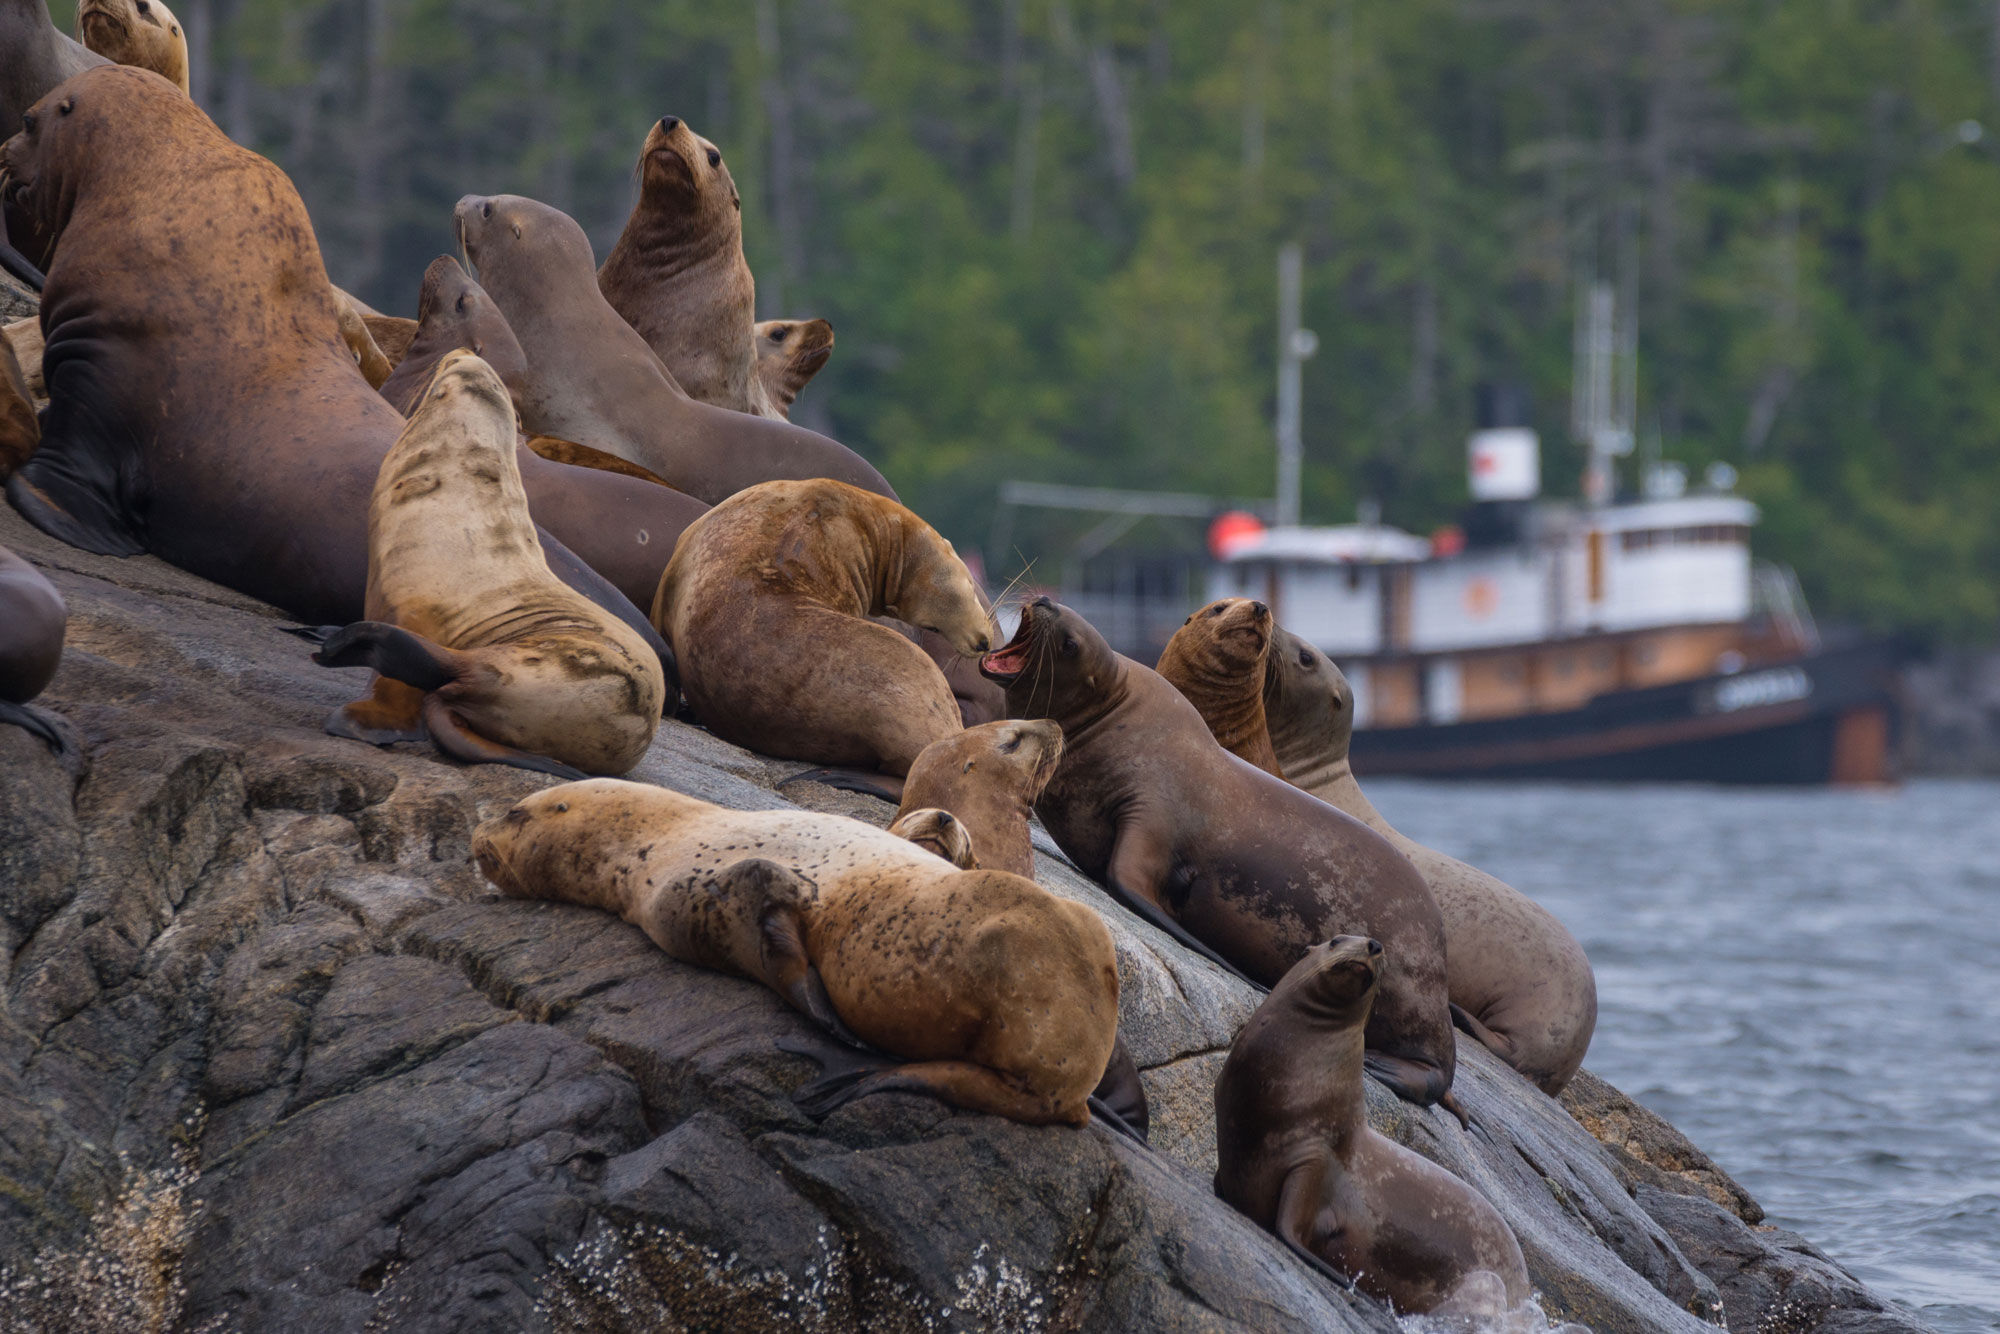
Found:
472,779 -> 1123,1128
361,313 -> 418,370
0,541 -> 65,750
1156,597 -> 1284,777
75,0 -> 187,95
0,335 -> 36,479
312,351 -> 666,779
456,192 -> 895,506
754,318 -> 834,420
0,67 -> 674,662
597,116 -> 767,416
372,254 -> 707,618
1265,626 -> 1598,1094
980,598 -> 1458,1110
1215,937 -> 1530,1316
892,720 -> 1063,879
653,478 -> 993,777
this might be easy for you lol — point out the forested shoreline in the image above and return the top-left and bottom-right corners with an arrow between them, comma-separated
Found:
53,0 -> 2000,641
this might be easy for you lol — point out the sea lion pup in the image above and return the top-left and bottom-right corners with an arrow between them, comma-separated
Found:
312,351 -> 666,779
1264,627 -> 1598,1094
75,0 -> 187,95
0,336 -> 36,479
1215,937 -> 1530,1316
598,116 -> 765,416
891,720 -> 1063,878
373,255 -> 708,618
471,779 -> 1123,1128
456,192 -> 895,506
754,318 -> 834,420
0,67 -> 671,659
980,598 -> 1458,1111
1156,598 -> 1284,777
0,541 -> 66,751
653,478 -> 994,778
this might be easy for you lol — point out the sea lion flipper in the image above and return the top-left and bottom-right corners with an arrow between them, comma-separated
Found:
778,767 -> 906,803
419,695 -> 590,781
794,1058 -> 1070,1125
313,621 -> 463,690
1090,1037 -> 1150,1142
1449,1002 -> 1518,1068
324,676 -> 428,746
1361,1050 -> 1454,1112
7,422 -> 148,557
1104,831 -> 1262,987
754,895 -> 866,1049
1086,1096 -> 1149,1146
0,243 -> 44,293
0,700 -> 66,753
1271,1158 -> 1359,1293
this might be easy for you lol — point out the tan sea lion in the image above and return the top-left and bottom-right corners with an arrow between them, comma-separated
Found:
892,720 -> 1063,879
372,254 -> 708,617
1215,937 -> 1530,1316
1264,626 -> 1597,1094
885,806 -> 976,868
362,313 -> 418,370
4,315 -> 43,396
0,541 -> 65,750
597,116 -> 766,416
456,192 -> 895,506
0,335 -> 36,479
334,290 -> 393,388
1156,597 -> 1284,777
472,779 -> 1123,1128
75,0 -> 187,95
0,69 -> 672,664
753,318 -> 833,420
312,350 -> 666,779
653,478 -> 993,778
980,598 -> 1458,1111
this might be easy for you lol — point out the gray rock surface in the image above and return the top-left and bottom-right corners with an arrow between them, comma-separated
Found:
0,500 -> 1930,1334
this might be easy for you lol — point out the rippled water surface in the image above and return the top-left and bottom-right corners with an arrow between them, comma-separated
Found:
1368,778 -> 2000,1334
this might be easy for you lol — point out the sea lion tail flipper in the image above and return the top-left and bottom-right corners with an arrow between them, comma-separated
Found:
1087,1096 -> 1149,1146
1438,1090 -> 1473,1131
281,624 -> 344,645
1091,1038 -> 1150,1142
1362,1051 -> 1458,1116
1449,1001 -> 1519,1069
312,621 -> 464,690
417,695 -> 590,781
778,767 -> 905,803
0,700 -> 67,753
795,1058 -> 1069,1125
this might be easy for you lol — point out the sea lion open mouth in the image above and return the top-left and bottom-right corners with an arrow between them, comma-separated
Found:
980,618 -> 1036,684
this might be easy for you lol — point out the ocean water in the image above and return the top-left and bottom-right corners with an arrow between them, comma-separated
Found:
1367,778 -> 2000,1334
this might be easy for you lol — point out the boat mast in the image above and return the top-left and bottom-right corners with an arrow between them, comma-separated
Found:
1274,243 -> 1318,528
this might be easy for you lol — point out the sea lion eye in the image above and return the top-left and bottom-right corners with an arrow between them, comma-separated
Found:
998,737 -> 1021,754
1060,635 -> 1079,657
554,802 -> 569,813
1299,648 -> 1314,667
481,201 -> 493,219
706,148 -> 721,168
456,293 -> 470,313
770,325 -> 789,343
20,113 -> 35,133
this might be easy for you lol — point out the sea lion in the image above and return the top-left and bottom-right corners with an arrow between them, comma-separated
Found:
75,0 -> 187,95
885,806 -> 977,868
312,350 -> 666,779
1156,597 -> 1284,777
334,290 -> 393,389
754,318 -> 833,421
4,315 -> 43,396
1214,937 -> 1530,1316
0,335 -> 36,479
892,720 -> 1063,878
472,779 -> 1123,1128
653,478 -> 993,777
0,67 -> 674,655
597,116 -> 768,416
362,313 -> 418,370
0,541 -> 65,750
2,0 -> 103,135
456,192 -> 895,506
1264,626 -> 1598,1094
378,255 -> 533,417
980,597 -> 1458,1110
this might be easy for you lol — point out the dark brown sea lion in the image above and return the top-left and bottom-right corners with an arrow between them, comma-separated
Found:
75,0 -> 186,95
754,318 -> 834,420
1214,937 -> 1530,1316
1156,597 -> 1284,777
0,335 -> 36,479
473,779 -> 1123,1128
979,597 -> 1458,1110
892,720 -> 1063,879
597,116 -> 767,416
456,192 -> 894,506
1265,626 -> 1598,1094
0,67 -> 672,662
653,478 -> 992,777
0,540 -> 65,749
314,351 -> 666,779
371,254 -> 707,618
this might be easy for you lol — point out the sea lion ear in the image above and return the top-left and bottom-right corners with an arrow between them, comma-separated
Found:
58,98 -> 75,116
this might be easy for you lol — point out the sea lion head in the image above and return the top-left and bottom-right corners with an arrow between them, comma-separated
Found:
1276,935 -> 1384,1025
1168,598 -> 1274,679
881,508 -> 993,658
456,193 -> 598,295
76,0 -> 189,95
4,67 -> 191,241
909,719 -> 1065,801
981,598 -> 1122,725
754,318 -> 835,418
1263,624 -> 1355,760
885,807 -> 975,867
471,779 -> 626,895
381,255 -> 530,416
633,115 -> 742,237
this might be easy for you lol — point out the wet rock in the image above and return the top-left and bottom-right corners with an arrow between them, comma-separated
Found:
0,501 -> 1928,1334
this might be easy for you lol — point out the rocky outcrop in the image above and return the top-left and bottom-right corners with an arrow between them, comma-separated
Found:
0,501 -> 1931,1334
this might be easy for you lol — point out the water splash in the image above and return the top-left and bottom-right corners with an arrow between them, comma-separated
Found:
1394,1272 -> 1595,1334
